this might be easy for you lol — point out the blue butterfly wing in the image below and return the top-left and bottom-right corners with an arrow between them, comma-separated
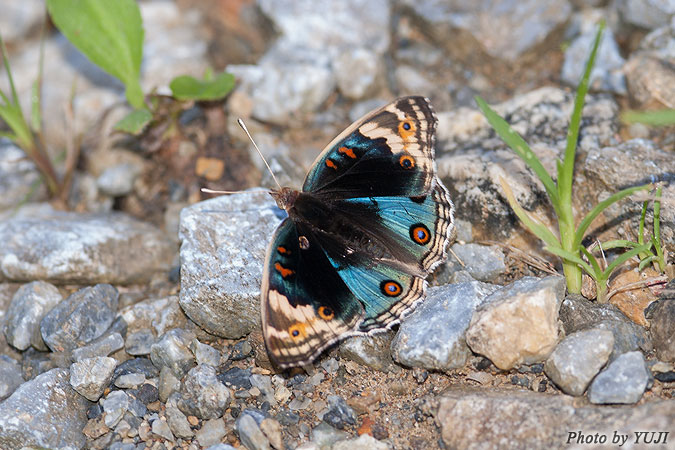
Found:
261,218 -> 364,369
302,96 -> 437,199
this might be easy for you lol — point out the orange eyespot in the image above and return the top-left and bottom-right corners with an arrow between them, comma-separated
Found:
288,323 -> 307,341
399,154 -> 415,169
398,120 -> 416,139
318,306 -> 334,320
410,224 -> 431,245
274,262 -> 294,278
381,280 -> 402,297
326,159 -> 338,169
338,147 -> 357,159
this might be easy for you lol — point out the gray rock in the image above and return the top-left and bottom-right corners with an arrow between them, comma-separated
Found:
335,48 -> 381,100
236,413 -> 271,450
466,276 -> 566,370
125,329 -> 156,356
333,434 -> 391,450
340,330 -> 397,372
178,364 -> 231,419
436,385 -> 675,448
150,328 -> 196,379
151,417 -> 175,441
4,280 -> 62,351
392,281 -> 499,371
648,297 -> 675,362
228,63 -> 335,126
21,347 -> 55,380
179,192 -> 280,338
395,65 -> 435,95
0,140 -> 48,211
70,356 -> 117,401
402,0 -> 572,61
0,211 -> 174,284
96,162 -> 143,197
562,21 -> 625,94
544,329 -> 614,396
190,339 -> 222,367
114,372 -> 146,389
435,87 -> 618,242
113,357 -> 159,381
323,396 -> 356,430
205,445 -> 237,450
0,0 -> 44,43
159,366 -> 181,403
559,294 -> 652,360
0,355 -> 23,400
624,26 -> 675,109
250,374 -> 276,406
616,0 -> 675,30
196,418 -> 227,448
260,418 -> 283,450
288,394 -> 312,411
311,422 -> 349,448
166,405 -> 194,439
588,351 -> 651,404
582,140 -> 674,249
120,294 -> 187,337
446,243 -> 506,282
0,368 -> 89,449
40,284 -> 119,352
72,332 -> 125,361
103,390 -> 129,427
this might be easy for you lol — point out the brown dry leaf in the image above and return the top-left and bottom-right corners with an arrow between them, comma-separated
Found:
609,268 -> 660,326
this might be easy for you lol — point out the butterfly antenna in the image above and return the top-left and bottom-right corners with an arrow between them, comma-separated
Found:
238,118 -> 282,191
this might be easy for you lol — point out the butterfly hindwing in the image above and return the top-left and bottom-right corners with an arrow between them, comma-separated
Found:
302,96 -> 437,198
261,218 -> 364,369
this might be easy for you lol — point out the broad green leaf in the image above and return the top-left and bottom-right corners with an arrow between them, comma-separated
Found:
573,183 -> 652,249
170,72 -> 235,101
46,0 -> 145,109
621,109 -> 675,127
476,96 -> 560,210
499,176 -> 560,249
113,108 -> 152,134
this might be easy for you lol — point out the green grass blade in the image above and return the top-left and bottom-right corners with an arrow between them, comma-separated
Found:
546,245 -> 595,277
603,242 -> 652,278
573,183 -> 651,249
0,34 -> 21,105
499,176 -> 561,248
580,246 -> 603,279
46,0 -> 145,108
475,96 -> 560,210
113,108 -> 152,134
638,255 -> 657,271
600,240 -> 645,250
638,200 -> 648,245
621,109 -> 675,126
559,21 -> 605,200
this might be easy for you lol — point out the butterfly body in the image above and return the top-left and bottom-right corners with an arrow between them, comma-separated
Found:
262,97 -> 455,369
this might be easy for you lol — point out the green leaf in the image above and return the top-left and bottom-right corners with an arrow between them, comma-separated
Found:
498,176 -> 560,249
599,240 -> 645,251
603,243 -> 652,278
621,109 -> 675,127
169,72 -> 235,101
475,96 -> 560,210
638,255 -> 657,271
559,21 -> 605,201
113,108 -> 152,134
579,246 -> 603,280
46,0 -> 145,109
573,183 -> 652,250
546,245 -> 595,277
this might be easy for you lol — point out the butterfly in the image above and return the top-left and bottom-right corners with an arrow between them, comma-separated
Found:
260,96 -> 455,369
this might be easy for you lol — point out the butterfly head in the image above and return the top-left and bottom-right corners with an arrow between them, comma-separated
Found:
269,187 -> 299,211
